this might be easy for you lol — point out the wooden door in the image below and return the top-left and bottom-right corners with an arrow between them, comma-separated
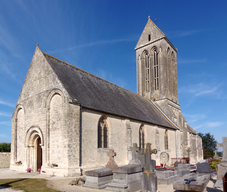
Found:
37,137 -> 42,170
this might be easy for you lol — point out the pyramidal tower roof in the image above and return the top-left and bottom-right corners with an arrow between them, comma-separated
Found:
135,17 -> 176,51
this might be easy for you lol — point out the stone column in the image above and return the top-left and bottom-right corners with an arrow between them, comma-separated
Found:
10,119 -> 17,165
126,119 -> 132,162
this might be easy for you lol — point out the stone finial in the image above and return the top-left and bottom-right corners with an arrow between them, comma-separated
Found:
36,43 -> 40,50
148,16 -> 151,20
106,149 -> 118,168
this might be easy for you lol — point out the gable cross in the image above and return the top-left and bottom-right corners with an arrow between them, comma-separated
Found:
217,137 -> 227,162
107,149 -> 116,160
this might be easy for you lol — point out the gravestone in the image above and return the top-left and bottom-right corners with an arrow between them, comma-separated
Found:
173,173 -> 210,192
129,143 -> 141,165
141,143 -> 157,192
197,162 -> 212,173
217,137 -> 227,180
160,152 -> 169,166
84,167 -> 113,189
214,150 -> 219,159
175,164 -> 190,176
106,149 -> 118,168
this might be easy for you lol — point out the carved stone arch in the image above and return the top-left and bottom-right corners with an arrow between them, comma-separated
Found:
151,46 -> 158,53
25,126 -> 44,147
12,104 -> 26,119
24,126 -> 44,171
97,115 -> 110,148
45,88 -> 66,109
141,50 -> 148,58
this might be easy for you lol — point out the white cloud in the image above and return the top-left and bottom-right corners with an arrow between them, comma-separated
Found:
194,122 -> 223,130
181,83 -> 222,97
49,38 -> 136,54
0,112 -> 11,117
0,121 -> 11,126
0,134 -> 7,138
183,113 -> 206,123
178,58 -> 207,64
0,99 -> 14,108
172,29 -> 204,37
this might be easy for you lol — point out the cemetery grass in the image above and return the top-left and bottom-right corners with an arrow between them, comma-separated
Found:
0,178 -> 60,192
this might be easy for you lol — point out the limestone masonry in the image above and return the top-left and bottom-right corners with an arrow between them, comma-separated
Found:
10,18 -> 203,176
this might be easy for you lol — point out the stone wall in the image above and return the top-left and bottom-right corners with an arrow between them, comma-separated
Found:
81,108 -> 178,169
0,152 -> 10,168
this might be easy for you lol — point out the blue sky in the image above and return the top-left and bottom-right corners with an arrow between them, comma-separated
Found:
0,0 -> 227,150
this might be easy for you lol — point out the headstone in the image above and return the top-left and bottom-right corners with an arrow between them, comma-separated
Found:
173,173 -> 210,192
196,162 -> 212,173
84,167 -> 113,189
175,164 -> 190,176
141,143 -> 157,192
106,149 -> 118,168
174,161 -> 181,167
105,164 -> 143,192
214,150 -> 219,159
160,152 -> 169,166
129,143 -> 141,165
217,137 -> 227,180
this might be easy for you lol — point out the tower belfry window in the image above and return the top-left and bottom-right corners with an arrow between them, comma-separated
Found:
148,34 -> 151,41
153,49 -> 159,90
145,52 -> 150,92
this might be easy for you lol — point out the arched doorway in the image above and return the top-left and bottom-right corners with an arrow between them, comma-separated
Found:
25,126 -> 44,171
36,137 -> 42,170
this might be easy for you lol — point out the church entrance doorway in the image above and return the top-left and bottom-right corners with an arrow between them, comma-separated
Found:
25,126 -> 44,172
36,137 -> 42,170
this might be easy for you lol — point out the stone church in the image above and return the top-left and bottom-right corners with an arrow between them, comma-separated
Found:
10,18 -> 203,176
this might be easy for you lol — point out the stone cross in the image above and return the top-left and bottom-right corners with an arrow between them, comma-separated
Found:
129,143 -> 141,165
217,137 -> 227,162
106,149 -> 118,168
144,142 -> 157,171
142,143 -> 157,192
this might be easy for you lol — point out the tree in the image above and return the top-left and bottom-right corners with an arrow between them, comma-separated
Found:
198,133 -> 217,159
0,143 -> 11,152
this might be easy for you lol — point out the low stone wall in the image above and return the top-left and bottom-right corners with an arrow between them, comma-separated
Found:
0,152 -> 10,168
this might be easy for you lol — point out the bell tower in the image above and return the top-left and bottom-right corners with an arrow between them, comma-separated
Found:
135,17 -> 178,104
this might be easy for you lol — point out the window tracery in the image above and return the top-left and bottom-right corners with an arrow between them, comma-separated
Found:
98,116 -> 108,148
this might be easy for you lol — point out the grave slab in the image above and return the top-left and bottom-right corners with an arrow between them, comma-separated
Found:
105,164 -> 143,192
84,167 -> 113,189
173,173 -> 210,192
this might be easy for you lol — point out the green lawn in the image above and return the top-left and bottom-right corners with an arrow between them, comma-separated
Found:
0,178 -> 60,192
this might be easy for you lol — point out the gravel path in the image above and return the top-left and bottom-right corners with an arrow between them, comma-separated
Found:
0,168 -> 224,192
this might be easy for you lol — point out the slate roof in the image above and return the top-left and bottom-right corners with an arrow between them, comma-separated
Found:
43,52 -> 177,129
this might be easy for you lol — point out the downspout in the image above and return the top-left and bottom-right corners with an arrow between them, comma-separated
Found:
79,104 -> 82,167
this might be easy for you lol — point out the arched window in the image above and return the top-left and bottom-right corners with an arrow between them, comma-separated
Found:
165,130 -> 168,150
98,116 -> 108,148
139,124 -> 145,150
142,51 -> 150,92
153,47 -> 159,90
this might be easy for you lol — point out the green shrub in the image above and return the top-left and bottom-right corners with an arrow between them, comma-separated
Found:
209,159 -> 221,170
0,143 -> 11,152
